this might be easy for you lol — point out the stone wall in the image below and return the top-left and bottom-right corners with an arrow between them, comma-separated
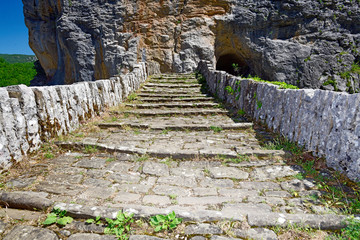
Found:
0,63 -> 147,169
197,61 -> 360,182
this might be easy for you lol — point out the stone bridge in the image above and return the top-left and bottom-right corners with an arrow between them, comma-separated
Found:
0,64 -> 358,239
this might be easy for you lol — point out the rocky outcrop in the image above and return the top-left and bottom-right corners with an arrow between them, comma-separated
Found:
23,0 -> 360,92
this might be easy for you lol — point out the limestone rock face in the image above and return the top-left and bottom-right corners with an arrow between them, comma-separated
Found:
23,0 -> 360,92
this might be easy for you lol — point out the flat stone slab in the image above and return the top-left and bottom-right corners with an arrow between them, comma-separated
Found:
185,223 -> 223,235
142,161 -> 169,176
0,191 -> 52,211
234,228 -> 277,240
247,212 -> 347,230
250,165 -> 302,180
209,167 -> 249,179
68,233 -> 117,240
3,225 -> 59,240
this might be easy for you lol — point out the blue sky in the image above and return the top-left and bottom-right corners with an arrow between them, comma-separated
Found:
0,1 -> 34,55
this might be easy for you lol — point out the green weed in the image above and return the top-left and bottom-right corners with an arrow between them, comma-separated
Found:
104,211 -> 134,240
149,211 -> 182,232
84,145 -> 98,154
86,216 -> 102,225
263,137 -> 304,155
210,126 -> 223,133
128,93 -> 138,101
43,208 -> 73,226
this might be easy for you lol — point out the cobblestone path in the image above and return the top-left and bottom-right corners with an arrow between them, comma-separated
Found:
0,74 -> 351,239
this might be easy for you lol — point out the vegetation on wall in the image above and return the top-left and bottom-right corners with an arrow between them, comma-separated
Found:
0,57 -> 37,87
0,54 -> 37,64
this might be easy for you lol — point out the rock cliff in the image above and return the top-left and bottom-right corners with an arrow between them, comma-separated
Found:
23,0 -> 360,92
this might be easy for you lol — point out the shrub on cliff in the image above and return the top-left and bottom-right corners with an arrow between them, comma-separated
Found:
0,58 -> 36,87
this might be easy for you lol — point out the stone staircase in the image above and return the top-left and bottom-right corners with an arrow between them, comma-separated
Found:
0,74 -> 349,240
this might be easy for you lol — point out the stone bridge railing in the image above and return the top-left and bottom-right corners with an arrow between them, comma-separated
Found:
197,61 -> 360,182
0,63 -> 147,169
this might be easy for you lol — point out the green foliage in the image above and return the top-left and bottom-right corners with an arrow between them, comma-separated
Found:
256,100 -> 262,109
44,153 -> 55,159
246,75 -> 299,89
104,211 -> 134,240
329,217 -> 360,240
84,145 -> 98,154
0,58 -> 37,87
263,137 -> 304,155
323,78 -> 338,91
237,109 -> 246,116
86,216 -> 102,225
225,85 -> 235,95
128,92 -> 138,101
43,208 -> 73,226
210,126 -> 223,133
149,211 -> 182,232
351,62 -> 360,74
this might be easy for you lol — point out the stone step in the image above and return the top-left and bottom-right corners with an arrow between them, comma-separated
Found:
148,79 -> 199,84
117,108 -> 228,116
138,97 -> 214,102
152,75 -> 195,79
140,88 -> 202,94
144,83 -> 202,88
56,141 -> 284,159
125,102 -> 220,109
97,122 -> 253,131
137,93 -> 209,98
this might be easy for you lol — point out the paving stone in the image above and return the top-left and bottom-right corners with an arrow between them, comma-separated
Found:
178,196 -> 233,205
64,221 -> 105,234
46,174 -> 84,184
250,165 -> 302,181
68,233 -> 117,240
234,228 -> 277,240
193,187 -> 218,196
265,190 -> 292,198
83,178 -> 112,187
116,184 -> 152,193
199,178 -> 234,188
0,220 -> 8,234
86,169 -> 109,178
6,177 -> 36,189
153,185 -> 192,197
129,236 -> 165,240
142,161 -> 169,176
280,179 -> 316,191
247,196 -> 286,206
170,167 -> 204,178
218,189 -> 258,198
185,223 -> 223,235
221,203 -> 272,217
143,195 -> 171,206
179,161 -> 222,169
36,182 -> 84,196
157,176 -> 198,188
3,225 -> 59,240
106,161 -> 135,172
238,181 -> 281,190
190,237 -> 207,240
247,212 -> 347,230
210,236 -> 241,240
108,173 -> 141,184
74,157 -> 107,169
0,191 -> 52,210
0,208 -> 43,221
112,192 -> 140,204
209,167 -> 249,179
59,230 -> 71,237
78,187 -> 116,200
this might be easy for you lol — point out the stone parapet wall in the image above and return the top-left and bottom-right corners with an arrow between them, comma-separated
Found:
197,61 -> 360,181
0,62 -> 147,169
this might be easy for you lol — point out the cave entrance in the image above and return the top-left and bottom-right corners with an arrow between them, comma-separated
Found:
216,54 -> 250,77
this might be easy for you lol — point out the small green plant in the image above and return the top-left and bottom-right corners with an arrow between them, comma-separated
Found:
149,211 -> 182,232
256,100 -> 262,109
136,154 -> 149,162
84,145 -> 98,154
104,211 -> 134,240
225,86 -> 235,95
128,92 -> 138,101
263,137 -> 304,155
43,208 -> 73,226
106,158 -> 116,163
44,152 -> 54,159
86,216 -> 102,225
246,75 -> 299,89
162,129 -> 169,135
227,155 -> 251,163
210,126 -> 223,133
237,109 -> 246,116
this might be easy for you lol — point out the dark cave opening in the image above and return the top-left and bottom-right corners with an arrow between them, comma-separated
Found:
216,54 -> 250,77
